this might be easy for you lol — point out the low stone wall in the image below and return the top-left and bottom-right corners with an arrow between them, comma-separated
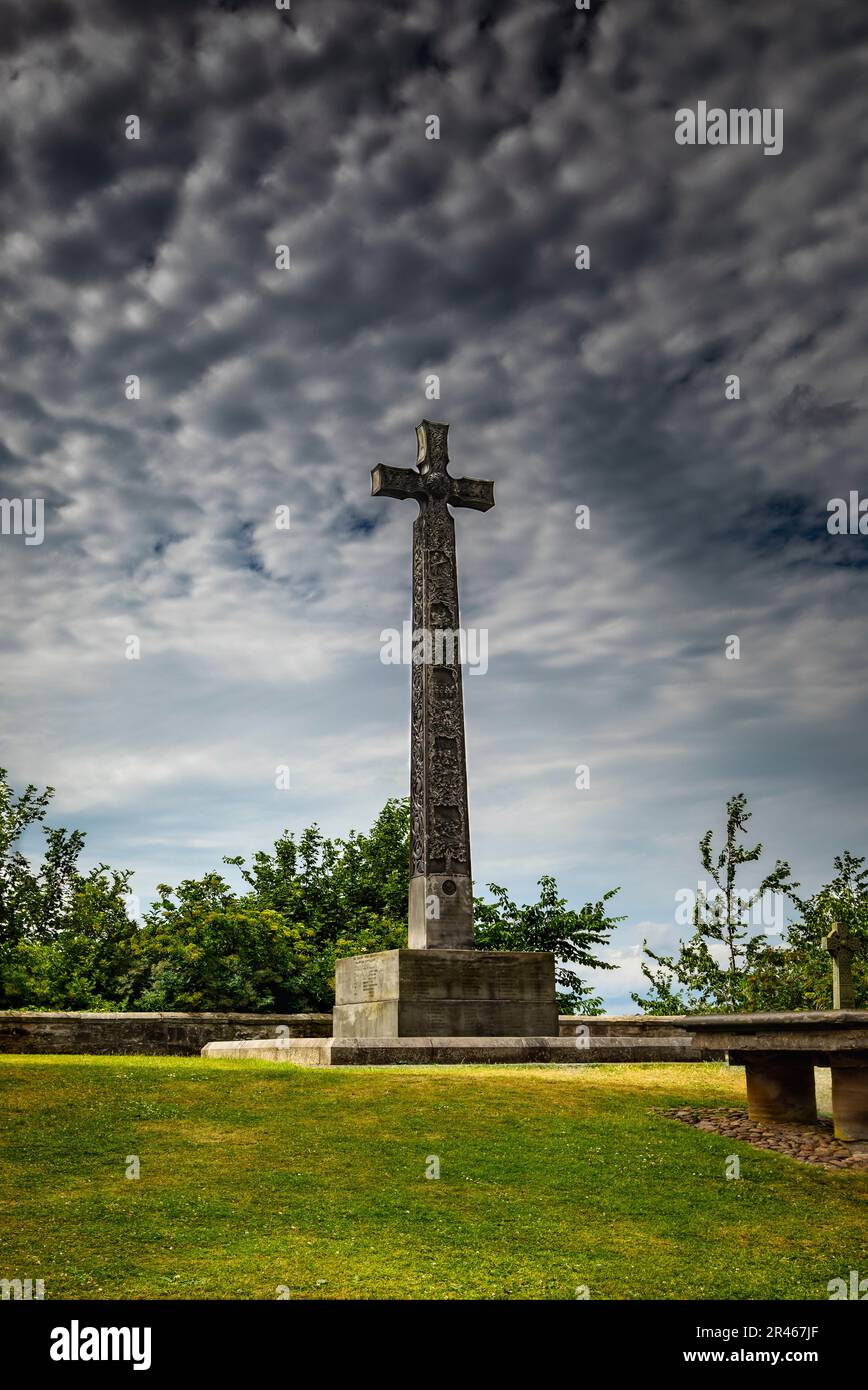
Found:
0,1010 -> 731,1060
560,1014 -> 728,1059
0,1011 -> 333,1056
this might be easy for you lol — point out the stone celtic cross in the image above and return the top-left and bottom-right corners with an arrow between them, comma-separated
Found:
821,921 -> 860,1010
372,420 -> 494,949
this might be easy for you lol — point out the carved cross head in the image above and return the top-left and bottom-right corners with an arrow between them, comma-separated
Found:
371,420 -> 495,513
821,921 -> 860,960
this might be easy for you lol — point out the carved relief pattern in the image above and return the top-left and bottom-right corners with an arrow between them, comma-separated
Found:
409,515 -> 427,877
375,422 -> 492,887
424,422 -> 450,472
451,477 -> 493,508
409,496 -> 471,878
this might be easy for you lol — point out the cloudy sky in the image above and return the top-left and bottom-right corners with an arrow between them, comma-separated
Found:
2,0 -> 867,1010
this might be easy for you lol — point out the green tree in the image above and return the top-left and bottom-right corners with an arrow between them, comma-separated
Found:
0,771 -> 624,1015
473,876 -> 622,1013
219,798 -> 411,1009
742,852 -> 868,1011
0,769 -> 78,947
133,874 -> 318,1013
633,793 -> 795,1014
0,768 -> 140,1010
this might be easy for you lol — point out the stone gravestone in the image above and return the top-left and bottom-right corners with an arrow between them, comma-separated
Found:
331,421 -> 558,1039
821,921 -> 859,1010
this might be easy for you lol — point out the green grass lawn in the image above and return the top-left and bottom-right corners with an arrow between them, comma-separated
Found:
1,1056 -> 865,1300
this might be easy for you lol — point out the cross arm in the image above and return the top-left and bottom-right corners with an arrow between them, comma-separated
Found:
371,463 -> 425,502
448,475 -> 495,512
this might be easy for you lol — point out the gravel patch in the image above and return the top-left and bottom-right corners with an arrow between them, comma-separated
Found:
660,1106 -> 868,1169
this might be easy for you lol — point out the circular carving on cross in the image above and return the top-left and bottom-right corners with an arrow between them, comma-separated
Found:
423,472 -> 450,499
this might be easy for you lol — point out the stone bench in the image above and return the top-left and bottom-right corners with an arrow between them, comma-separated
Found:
568,1011 -> 868,1143
677,1010 -> 868,1143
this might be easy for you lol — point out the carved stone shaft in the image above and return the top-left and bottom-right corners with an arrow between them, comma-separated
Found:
371,420 -> 494,948
822,922 -> 859,1011
409,497 -> 473,945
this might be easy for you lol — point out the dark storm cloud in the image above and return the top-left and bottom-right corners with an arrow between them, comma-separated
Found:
773,384 -> 860,433
0,0 -> 75,58
1,0 -> 867,1008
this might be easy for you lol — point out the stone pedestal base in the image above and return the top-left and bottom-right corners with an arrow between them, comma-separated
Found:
408,874 -> 473,948
201,1035 -> 703,1065
742,1053 -> 818,1124
830,1063 -> 868,1142
332,949 -> 558,1039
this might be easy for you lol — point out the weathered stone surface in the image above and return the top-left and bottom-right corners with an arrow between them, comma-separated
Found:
0,1011 -> 332,1056
333,948 -> 558,1038
560,1014 -> 725,1053
408,873 -> 472,950
333,999 -> 560,1038
372,421 -> 494,948
821,922 -> 860,1010
610,1008 -> 868,1041
336,949 -> 555,1002
201,1035 -> 705,1065
0,1007 -> 736,1057
740,1052 -> 818,1124
593,1009 -> 868,1061
830,1063 -> 868,1141
366,427 -> 561,1031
